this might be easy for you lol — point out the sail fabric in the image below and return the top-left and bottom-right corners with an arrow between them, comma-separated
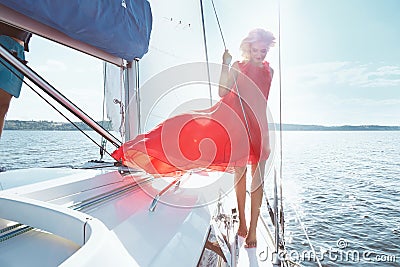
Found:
112,61 -> 272,176
0,0 -> 152,61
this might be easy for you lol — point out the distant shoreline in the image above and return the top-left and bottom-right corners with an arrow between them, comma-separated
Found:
273,124 -> 400,131
4,120 -> 112,131
4,120 -> 400,131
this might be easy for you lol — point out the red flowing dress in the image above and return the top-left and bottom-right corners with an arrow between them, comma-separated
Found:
112,61 -> 272,176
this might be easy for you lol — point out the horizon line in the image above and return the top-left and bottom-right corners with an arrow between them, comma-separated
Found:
4,119 -> 400,128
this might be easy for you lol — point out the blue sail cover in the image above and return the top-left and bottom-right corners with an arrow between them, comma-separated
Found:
0,0 -> 152,61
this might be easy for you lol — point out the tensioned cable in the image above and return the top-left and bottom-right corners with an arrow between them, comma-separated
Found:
0,55 -> 115,159
199,0 -> 213,107
277,0 -> 286,248
211,0 -> 226,50
0,43 -> 121,146
135,60 -> 142,134
209,0 -> 276,225
276,1 -> 318,263
100,63 -> 108,160
230,65 -> 276,225
291,203 -> 323,267
0,177 -> 154,243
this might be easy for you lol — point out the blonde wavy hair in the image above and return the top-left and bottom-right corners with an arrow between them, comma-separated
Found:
240,29 -> 275,60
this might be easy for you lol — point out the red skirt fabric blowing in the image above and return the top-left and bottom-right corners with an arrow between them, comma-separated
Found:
112,61 -> 272,176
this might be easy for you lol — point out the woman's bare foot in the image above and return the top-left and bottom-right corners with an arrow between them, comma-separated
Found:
237,222 -> 248,238
244,229 -> 257,248
237,228 -> 248,238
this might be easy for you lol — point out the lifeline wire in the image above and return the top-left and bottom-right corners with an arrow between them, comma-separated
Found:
291,203 -> 323,267
278,0 -> 286,247
0,52 -> 116,159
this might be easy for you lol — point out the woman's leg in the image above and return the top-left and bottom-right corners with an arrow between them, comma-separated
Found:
245,160 -> 266,248
234,166 -> 247,237
0,89 -> 12,137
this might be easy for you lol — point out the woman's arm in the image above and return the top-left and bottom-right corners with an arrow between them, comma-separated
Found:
219,51 -> 238,97
218,64 -> 231,97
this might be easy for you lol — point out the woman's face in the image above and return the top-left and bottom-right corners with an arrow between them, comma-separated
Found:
249,42 -> 269,65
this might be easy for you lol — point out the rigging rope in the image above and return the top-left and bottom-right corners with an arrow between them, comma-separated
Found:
207,0 -> 277,228
231,65 -> 276,225
0,55 -> 115,159
100,63 -> 108,160
199,0 -> 213,107
277,0 -> 286,249
135,60 -> 142,135
291,203 -> 323,267
210,0 -> 226,50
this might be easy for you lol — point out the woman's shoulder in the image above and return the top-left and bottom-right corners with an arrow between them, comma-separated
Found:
233,60 -> 248,70
262,61 -> 274,77
230,61 -> 242,72
232,60 -> 241,67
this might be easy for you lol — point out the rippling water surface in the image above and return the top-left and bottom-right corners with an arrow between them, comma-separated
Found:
0,130 -> 115,169
1,130 -> 399,266
282,131 -> 400,266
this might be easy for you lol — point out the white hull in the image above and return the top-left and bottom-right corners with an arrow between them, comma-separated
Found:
0,167 -> 278,266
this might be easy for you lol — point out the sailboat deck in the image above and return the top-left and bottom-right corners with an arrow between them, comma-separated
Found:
1,167 -> 278,266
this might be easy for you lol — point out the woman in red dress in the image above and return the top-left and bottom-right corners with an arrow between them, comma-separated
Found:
112,28 -> 275,248
218,29 -> 275,248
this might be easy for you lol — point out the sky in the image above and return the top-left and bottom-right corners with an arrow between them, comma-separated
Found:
5,0 -> 400,126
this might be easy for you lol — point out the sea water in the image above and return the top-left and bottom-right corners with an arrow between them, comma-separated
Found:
0,130 -> 114,170
1,130 -> 399,266
280,131 -> 400,266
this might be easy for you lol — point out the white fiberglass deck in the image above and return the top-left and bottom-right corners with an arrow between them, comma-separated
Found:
1,167 -> 266,266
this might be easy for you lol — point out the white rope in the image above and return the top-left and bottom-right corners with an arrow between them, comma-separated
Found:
199,0 -> 213,107
291,203 -> 323,267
